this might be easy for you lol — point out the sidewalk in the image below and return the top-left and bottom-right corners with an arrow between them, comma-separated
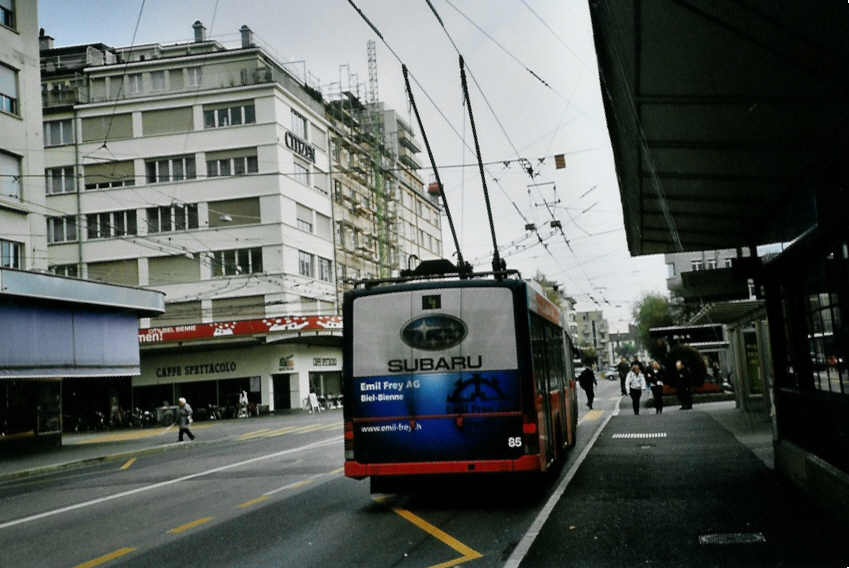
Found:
522,400 -> 844,567
0,410 -> 342,481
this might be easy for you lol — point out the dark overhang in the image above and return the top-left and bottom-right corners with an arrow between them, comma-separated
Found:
589,0 -> 849,256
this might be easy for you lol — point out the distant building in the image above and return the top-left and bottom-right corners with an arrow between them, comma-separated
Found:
575,310 -> 610,364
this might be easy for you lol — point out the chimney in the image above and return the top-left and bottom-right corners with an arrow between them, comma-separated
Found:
39,28 -> 54,51
240,25 -> 253,48
192,20 -> 206,43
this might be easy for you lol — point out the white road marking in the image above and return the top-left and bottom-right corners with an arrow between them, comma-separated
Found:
504,399 -> 619,568
0,437 -> 342,530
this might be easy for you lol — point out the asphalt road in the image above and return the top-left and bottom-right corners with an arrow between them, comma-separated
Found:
0,378 -> 620,568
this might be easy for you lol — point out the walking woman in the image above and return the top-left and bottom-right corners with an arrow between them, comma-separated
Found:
647,360 -> 665,414
625,363 -> 647,415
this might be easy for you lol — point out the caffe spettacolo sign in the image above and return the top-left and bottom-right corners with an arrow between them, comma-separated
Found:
139,316 -> 342,345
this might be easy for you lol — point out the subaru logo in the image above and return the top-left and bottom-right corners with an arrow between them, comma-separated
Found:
401,314 -> 467,351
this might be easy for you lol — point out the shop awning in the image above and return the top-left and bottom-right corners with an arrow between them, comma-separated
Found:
589,0 -> 849,256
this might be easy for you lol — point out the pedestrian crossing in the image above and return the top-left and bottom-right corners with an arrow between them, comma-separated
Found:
72,424 -> 213,445
611,432 -> 667,439
237,423 -> 339,441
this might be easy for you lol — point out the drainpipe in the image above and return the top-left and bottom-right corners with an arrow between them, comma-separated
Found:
73,108 -> 83,275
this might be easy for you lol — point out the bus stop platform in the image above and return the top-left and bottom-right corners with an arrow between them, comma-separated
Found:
521,400 -> 844,567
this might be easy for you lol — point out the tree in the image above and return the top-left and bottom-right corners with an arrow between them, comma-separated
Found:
533,270 -> 562,308
632,293 -> 675,360
615,342 -> 637,360
578,346 -> 598,368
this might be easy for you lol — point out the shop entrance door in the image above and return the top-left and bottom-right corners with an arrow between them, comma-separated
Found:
272,374 -> 293,410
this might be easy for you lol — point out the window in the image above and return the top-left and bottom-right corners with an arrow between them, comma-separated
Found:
318,257 -> 332,282
44,119 -> 74,146
128,73 -> 142,94
291,110 -> 307,140
310,123 -> 327,150
298,250 -> 315,278
151,70 -> 165,90
83,161 -> 135,190
0,63 -> 18,115
46,166 -> 75,194
724,258 -> 734,268
297,204 -> 313,233
50,264 -> 78,278
81,114 -> 132,142
47,215 -> 78,243
206,151 -> 258,177
690,259 -> 704,272
313,167 -> 327,194
203,101 -> 255,128
293,161 -> 309,186
706,259 -> 718,270
145,155 -> 196,184
147,203 -> 198,233
0,238 -> 21,268
0,0 -> 15,29
212,247 -> 263,276
142,107 -> 193,135
0,150 -> 21,199
666,263 -> 676,278
86,209 -> 137,239
187,67 -> 202,87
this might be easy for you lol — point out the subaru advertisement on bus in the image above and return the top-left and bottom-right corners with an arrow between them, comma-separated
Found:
350,286 -> 524,463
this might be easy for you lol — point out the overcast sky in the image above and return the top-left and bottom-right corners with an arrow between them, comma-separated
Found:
38,0 -> 668,332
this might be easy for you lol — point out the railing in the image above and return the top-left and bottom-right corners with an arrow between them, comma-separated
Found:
42,89 -> 83,108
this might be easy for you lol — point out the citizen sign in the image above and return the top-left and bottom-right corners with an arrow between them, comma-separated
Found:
285,131 -> 315,163
400,314 -> 467,351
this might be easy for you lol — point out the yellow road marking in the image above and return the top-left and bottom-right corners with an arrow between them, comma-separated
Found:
378,499 -> 483,568
119,457 -> 136,470
289,423 -> 330,434
329,467 -> 344,475
263,478 -> 313,496
237,428 -> 272,440
72,547 -> 136,568
167,516 -> 213,534
580,410 -> 603,423
237,495 -> 269,509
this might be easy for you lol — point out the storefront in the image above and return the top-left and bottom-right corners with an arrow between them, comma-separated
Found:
137,316 -> 342,416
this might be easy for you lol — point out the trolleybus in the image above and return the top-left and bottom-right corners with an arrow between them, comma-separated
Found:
342,265 -> 579,491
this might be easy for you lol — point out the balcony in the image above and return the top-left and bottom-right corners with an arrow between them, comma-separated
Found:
42,88 -> 84,109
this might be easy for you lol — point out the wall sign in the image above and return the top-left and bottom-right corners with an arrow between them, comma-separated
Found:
279,354 -> 295,370
285,131 -> 316,163
313,357 -> 337,367
155,361 -> 237,378
139,315 -> 342,345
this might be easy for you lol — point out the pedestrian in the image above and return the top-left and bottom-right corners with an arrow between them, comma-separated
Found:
177,397 -> 195,441
617,357 -> 630,396
646,360 -> 665,414
625,363 -> 647,415
673,359 -> 693,410
577,367 -> 598,409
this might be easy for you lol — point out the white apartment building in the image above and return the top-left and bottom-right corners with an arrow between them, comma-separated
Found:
41,23 -> 342,414
1,0 -> 46,271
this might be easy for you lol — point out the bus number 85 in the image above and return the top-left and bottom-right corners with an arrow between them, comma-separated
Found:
508,436 -> 523,448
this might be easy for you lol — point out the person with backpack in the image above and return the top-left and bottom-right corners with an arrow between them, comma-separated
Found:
577,367 -> 598,409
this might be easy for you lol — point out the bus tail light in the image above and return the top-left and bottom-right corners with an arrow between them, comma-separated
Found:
344,421 -> 354,460
523,415 -> 539,455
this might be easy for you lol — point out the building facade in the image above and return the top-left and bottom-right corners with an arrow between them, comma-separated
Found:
1,0 -> 46,271
575,310 -> 610,364
39,23 -> 439,417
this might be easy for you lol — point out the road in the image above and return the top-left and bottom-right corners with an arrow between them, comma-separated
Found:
0,377 -> 622,568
